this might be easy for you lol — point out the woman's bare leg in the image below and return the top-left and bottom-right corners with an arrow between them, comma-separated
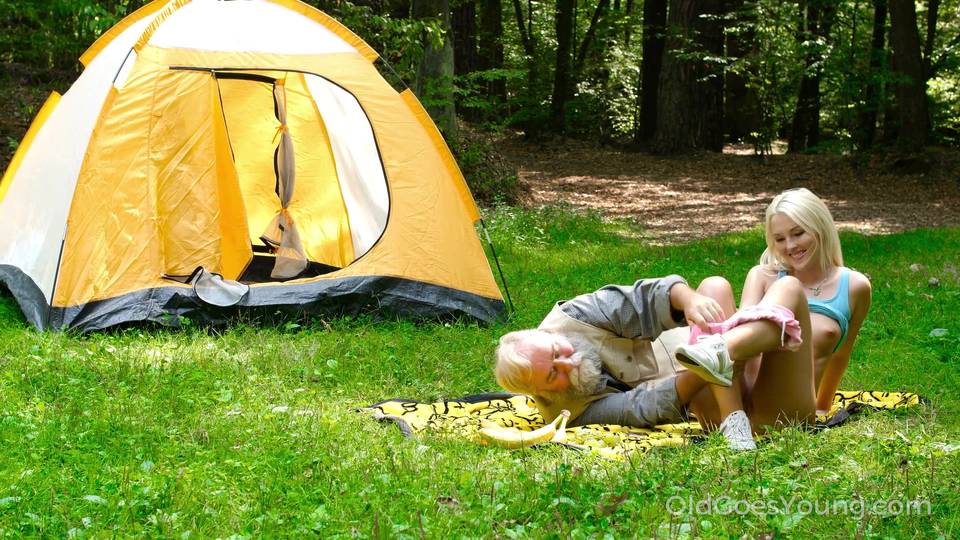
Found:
686,277 -> 744,427
717,276 -> 816,430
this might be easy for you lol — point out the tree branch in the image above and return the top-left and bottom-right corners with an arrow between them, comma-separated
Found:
511,0 -> 534,56
575,0 -> 611,73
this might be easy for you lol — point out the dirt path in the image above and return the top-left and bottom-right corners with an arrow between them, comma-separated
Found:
502,137 -> 960,244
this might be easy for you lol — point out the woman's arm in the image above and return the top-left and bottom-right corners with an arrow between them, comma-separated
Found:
740,265 -> 773,308
815,271 -> 873,412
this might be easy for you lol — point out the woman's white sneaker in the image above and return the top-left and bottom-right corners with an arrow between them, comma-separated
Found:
674,334 -> 734,386
719,410 -> 756,450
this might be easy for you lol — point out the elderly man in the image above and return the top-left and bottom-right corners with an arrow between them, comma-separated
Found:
494,274 -> 820,450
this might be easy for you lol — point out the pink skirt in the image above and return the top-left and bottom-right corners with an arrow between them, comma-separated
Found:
689,304 -> 803,351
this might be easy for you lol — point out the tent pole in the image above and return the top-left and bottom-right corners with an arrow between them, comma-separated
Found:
45,238 -> 67,330
479,218 -> 514,316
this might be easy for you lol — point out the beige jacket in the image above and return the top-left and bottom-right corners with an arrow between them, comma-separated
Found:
533,303 -> 689,422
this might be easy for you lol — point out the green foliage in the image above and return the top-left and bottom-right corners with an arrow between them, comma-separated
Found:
499,0 -> 559,136
930,76 -> 960,145
454,68 -> 525,123
314,2 -> 440,86
1,208 -> 959,536
450,125 -> 522,206
3,0 -> 960,149
730,0 -> 805,152
0,0 -> 128,72
566,40 -> 642,142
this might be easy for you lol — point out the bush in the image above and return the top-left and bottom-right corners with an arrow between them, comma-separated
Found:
450,122 -> 524,206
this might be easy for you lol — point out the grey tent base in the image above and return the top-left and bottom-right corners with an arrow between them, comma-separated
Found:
0,267 -> 505,332
0,265 -> 51,329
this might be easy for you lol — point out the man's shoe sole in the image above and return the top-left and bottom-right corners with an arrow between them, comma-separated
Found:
675,349 -> 732,387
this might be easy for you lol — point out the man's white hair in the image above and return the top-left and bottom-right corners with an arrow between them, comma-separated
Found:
494,329 -> 604,399
493,329 -> 542,394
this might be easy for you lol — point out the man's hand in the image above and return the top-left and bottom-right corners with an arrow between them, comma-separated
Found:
670,283 -> 725,332
683,293 -> 725,331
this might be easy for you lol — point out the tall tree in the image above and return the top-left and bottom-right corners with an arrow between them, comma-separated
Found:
452,1 -> 481,120
888,0 -> 929,149
788,0 -> 837,152
574,0 -> 612,74
478,0 -> 506,104
725,0 -> 761,142
652,0 -> 725,153
452,1 -> 479,78
857,0 -> 888,149
551,0 -> 577,131
511,0 -> 536,59
414,0 -> 458,138
510,0 -> 550,131
637,0 -> 667,142
922,0 -> 940,82
623,0 -> 635,47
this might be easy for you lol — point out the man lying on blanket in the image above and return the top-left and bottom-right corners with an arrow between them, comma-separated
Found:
494,274 -> 821,451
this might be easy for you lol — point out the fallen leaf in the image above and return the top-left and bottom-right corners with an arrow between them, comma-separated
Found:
596,492 -> 628,516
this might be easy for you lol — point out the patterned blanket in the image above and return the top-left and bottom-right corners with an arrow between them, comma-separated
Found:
364,391 -> 927,459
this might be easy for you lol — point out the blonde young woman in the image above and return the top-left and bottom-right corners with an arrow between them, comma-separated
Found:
740,188 -> 873,415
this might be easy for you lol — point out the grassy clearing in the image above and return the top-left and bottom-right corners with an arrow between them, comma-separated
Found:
0,205 -> 958,538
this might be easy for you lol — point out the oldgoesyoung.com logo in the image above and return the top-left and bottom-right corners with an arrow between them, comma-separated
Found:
665,495 -> 931,518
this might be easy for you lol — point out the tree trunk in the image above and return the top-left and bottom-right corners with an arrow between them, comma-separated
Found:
452,1 -> 478,78
637,0 -> 666,142
551,0 -> 576,132
575,0 -> 611,73
725,0 -> 761,142
478,0 -> 506,104
880,47 -> 899,142
651,0 -> 724,153
452,1 -> 480,121
385,0 -> 413,19
857,0 -> 887,150
697,0 -> 724,151
511,0 -> 535,57
888,0 -> 929,150
624,0 -> 635,47
414,0 -> 458,139
923,0 -> 939,82
789,0 -> 836,153
511,0 -> 548,129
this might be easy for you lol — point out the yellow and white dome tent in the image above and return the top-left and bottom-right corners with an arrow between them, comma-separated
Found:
0,0 -> 506,331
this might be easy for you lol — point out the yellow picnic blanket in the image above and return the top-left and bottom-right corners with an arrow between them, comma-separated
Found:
365,391 -> 926,460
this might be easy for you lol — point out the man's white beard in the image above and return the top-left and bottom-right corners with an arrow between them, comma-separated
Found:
562,335 -> 605,397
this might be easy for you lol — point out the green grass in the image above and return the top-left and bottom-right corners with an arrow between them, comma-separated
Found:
1,205 -> 959,538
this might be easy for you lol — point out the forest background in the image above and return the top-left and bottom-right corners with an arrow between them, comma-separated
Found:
1,0 -> 959,207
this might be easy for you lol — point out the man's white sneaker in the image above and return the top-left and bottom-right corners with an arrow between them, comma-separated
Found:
718,410 -> 756,451
674,334 -> 734,386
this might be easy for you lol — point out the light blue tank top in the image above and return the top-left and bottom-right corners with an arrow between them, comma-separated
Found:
778,268 -> 851,352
